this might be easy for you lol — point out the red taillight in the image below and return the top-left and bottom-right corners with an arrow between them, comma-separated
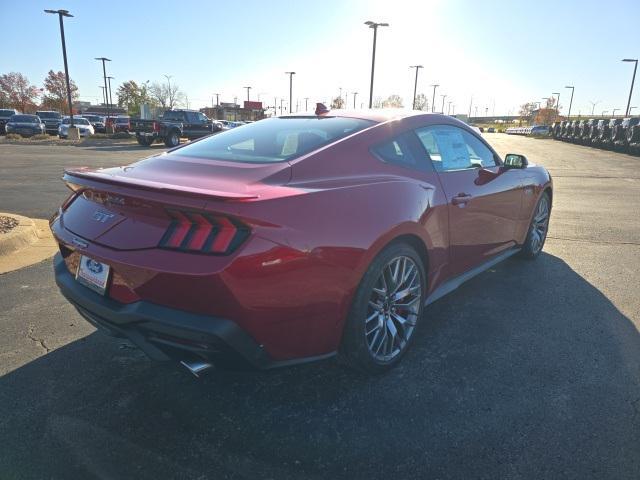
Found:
152,121 -> 160,132
159,210 -> 249,254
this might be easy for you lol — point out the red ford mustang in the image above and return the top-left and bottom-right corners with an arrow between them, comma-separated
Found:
51,107 -> 552,375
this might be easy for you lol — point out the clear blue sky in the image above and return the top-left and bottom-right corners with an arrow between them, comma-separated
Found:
1,0 -> 639,116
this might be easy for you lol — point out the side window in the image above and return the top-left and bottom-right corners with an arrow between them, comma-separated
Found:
371,131 -> 424,170
197,112 -> 209,123
415,125 -> 497,171
186,112 -> 201,123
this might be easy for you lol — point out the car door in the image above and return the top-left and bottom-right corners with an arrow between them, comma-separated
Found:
183,112 -> 207,138
415,124 -> 523,277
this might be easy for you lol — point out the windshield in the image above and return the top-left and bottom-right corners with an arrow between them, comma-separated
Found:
36,112 -> 61,119
170,117 -> 375,163
10,115 -> 39,123
62,118 -> 90,125
0,109 -> 17,117
115,118 -> 129,123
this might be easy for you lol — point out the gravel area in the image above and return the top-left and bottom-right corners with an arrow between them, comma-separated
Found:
0,215 -> 19,234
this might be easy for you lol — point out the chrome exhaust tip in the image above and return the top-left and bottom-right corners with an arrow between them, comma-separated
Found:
180,360 -> 213,377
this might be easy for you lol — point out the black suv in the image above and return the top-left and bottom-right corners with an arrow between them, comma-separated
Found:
625,119 -> 640,155
35,110 -> 63,135
0,108 -> 20,134
599,118 -> 623,149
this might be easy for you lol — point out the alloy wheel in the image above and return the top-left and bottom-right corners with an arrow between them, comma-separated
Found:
530,196 -> 550,254
365,256 -> 422,362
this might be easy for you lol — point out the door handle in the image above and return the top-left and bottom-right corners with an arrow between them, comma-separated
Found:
451,193 -> 472,206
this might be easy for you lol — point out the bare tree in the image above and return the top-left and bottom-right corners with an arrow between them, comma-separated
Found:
414,93 -> 428,111
149,81 -> 185,110
330,96 -> 345,109
382,94 -> 403,108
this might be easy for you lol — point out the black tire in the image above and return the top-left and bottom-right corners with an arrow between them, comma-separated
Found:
518,191 -> 551,260
164,130 -> 180,148
340,242 -> 426,374
136,136 -> 151,146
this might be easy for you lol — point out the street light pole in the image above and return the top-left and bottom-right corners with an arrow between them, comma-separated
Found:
409,65 -> 423,110
285,72 -> 295,113
94,57 -> 111,121
622,59 -> 638,116
430,84 -> 439,113
244,86 -> 252,102
565,85 -> 575,119
352,92 -> 358,109
106,76 -> 114,112
440,94 -> 447,114
612,108 -> 620,117
45,9 -> 75,127
365,21 -> 389,108
99,86 -> 106,105
304,97 -> 309,111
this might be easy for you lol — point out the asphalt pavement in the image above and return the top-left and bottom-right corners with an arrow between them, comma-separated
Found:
0,136 -> 639,479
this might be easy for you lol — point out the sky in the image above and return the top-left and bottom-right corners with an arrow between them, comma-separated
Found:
1,0 -> 639,116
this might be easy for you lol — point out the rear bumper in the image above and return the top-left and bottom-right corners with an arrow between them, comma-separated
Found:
53,253 -> 273,368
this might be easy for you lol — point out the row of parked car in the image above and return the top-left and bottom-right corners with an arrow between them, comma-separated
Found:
0,108 -> 137,138
506,125 -> 550,136
551,118 -> 640,154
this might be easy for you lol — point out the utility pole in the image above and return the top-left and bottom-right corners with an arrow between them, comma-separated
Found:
430,84 -> 439,113
45,9 -> 75,127
244,86 -> 251,102
365,21 -> 389,108
410,65 -> 423,110
468,96 -> 473,118
352,92 -> 358,109
440,94 -> 447,114
304,97 -> 309,111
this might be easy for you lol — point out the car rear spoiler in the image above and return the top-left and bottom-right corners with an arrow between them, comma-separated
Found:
63,168 -> 259,202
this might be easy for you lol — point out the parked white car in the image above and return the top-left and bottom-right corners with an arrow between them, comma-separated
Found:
58,117 -> 94,139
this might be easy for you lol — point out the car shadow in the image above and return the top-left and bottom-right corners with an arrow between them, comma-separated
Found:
1,253 -> 639,479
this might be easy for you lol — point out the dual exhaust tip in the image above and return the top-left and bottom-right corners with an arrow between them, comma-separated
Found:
180,360 -> 213,377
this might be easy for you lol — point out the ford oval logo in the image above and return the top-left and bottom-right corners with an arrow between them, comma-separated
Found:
86,259 -> 103,274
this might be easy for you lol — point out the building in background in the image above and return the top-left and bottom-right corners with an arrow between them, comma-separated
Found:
201,101 -> 265,122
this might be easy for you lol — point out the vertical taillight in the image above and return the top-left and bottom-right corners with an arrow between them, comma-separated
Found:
159,210 -> 249,254
153,121 -> 160,132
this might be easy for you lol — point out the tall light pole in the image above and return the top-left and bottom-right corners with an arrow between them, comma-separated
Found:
565,85 -> 575,119
410,65 -> 423,110
430,84 -> 439,113
447,101 -> 452,115
352,92 -> 358,109
244,86 -> 252,102
285,72 -> 295,113
622,59 -> 638,116
552,92 -> 561,119
612,108 -> 620,117
440,94 -> 447,114
304,97 -> 309,111
45,9 -> 75,127
94,57 -> 111,120
164,74 -> 173,109
365,21 -> 389,108
589,100 -> 599,116
106,76 -> 114,111
468,95 -> 473,118
602,110 -> 608,117
213,93 -> 220,106
98,85 -> 106,105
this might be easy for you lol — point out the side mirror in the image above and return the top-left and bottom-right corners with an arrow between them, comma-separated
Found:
504,153 -> 528,169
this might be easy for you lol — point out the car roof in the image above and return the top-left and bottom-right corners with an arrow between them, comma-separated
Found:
280,108 -> 453,123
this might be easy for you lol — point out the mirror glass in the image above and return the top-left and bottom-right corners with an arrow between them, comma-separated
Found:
504,153 -> 527,168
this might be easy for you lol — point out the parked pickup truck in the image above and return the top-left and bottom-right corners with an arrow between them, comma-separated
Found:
131,109 -> 224,147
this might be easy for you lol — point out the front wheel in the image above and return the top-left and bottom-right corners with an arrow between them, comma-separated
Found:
519,192 -> 551,259
340,243 -> 426,374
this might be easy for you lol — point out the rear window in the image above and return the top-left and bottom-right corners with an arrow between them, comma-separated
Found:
10,115 -> 38,123
170,117 -> 374,163
0,109 -> 16,117
115,117 -> 129,123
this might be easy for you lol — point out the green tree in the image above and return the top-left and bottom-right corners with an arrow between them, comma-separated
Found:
117,80 -> 149,116
42,70 -> 78,113
0,72 -> 40,112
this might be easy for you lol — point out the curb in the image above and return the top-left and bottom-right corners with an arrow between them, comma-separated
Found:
0,214 -> 58,275
0,214 -> 39,255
